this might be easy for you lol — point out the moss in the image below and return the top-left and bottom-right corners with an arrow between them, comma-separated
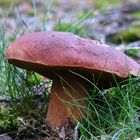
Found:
125,49 -> 138,57
94,0 -> 121,9
0,0 -> 19,7
108,27 -> 140,44
27,10 -> 35,17
130,10 -> 140,17
0,104 -> 19,135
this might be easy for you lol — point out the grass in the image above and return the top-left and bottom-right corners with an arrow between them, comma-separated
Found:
55,11 -> 92,37
0,0 -> 140,139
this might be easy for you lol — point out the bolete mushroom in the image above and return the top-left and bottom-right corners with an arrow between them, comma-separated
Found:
5,31 -> 140,128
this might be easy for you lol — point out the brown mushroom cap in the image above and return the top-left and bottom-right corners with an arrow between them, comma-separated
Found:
5,31 -> 140,80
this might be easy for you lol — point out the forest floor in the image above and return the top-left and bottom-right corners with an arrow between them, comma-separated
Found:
1,0 -> 140,139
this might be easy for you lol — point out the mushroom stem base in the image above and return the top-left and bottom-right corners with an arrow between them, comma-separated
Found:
46,74 -> 89,128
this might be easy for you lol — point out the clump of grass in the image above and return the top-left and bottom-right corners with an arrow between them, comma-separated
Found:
55,12 -> 92,37
78,77 -> 140,139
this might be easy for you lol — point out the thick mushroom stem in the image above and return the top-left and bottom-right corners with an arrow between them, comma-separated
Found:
47,73 -> 90,128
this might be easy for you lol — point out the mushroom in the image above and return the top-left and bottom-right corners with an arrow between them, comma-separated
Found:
5,31 -> 140,128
